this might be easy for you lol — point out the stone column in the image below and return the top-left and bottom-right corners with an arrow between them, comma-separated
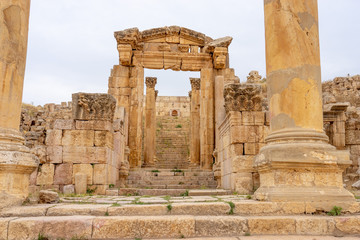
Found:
189,78 -> 201,166
0,0 -> 38,207
143,77 -> 157,167
254,0 -> 354,205
200,68 -> 215,170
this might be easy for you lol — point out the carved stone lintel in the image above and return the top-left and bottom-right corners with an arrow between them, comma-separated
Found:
190,78 -> 200,90
145,77 -> 157,88
224,83 -> 262,112
72,93 -> 116,121
247,71 -> 262,83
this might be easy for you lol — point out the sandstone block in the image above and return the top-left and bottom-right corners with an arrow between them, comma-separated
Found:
108,204 -> 167,216
47,204 -> 109,216
244,143 -> 256,155
36,164 -> 55,185
75,120 -> 112,131
233,172 -> 253,194
171,202 -> 229,215
39,190 -> 59,204
230,143 -> 243,156
53,163 -> 73,185
62,130 -> 94,146
108,87 -> 132,96
0,206 -> 49,218
46,146 -> 63,163
73,164 -> 93,185
108,76 -> 130,88
53,119 -> 74,130
75,173 -> 88,194
345,130 -> 360,145
95,131 -> 114,148
248,217 -> 296,235
242,111 -> 265,126
29,168 -> 38,185
296,217 -> 332,235
63,146 -> 111,164
230,126 -> 256,143
8,216 -> 94,240
195,216 -> 248,237
45,130 -> 62,146
93,164 -> 108,185
92,216 -> 195,239
94,185 -> 108,195
232,155 -> 254,172
0,218 -> 15,240
335,216 -> 360,234
63,185 -> 75,195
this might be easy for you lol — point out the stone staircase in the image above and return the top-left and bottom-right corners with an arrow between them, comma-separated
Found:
1,195 -> 360,239
155,116 -> 190,169
126,168 -> 218,191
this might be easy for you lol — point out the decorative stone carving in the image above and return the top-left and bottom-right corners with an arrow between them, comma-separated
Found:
224,83 -> 262,112
145,77 -> 157,88
206,36 -> 233,53
117,44 -> 132,66
213,47 -> 227,69
190,78 -> 200,90
247,71 -> 262,83
72,93 -> 116,121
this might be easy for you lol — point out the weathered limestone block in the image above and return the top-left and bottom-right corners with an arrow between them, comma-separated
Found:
46,146 -> 63,164
62,130 -> 94,146
39,190 -> 59,204
232,155 -> 254,172
73,164 -> 93,185
93,164 -> 108,185
248,217 -> 296,235
75,120 -> 112,131
94,131 -> 114,149
63,146 -> 111,164
213,47 -> 227,69
75,173 -> 88,195
53,163 -> 72,185
117,44 -> 133,66
72,93 -> 116,121
63,184 -> 75,195
242,111 -> 265,126
233,172 -> 253,194
36,164 -> 54,185
53,119 -> 74,130
247,71 -> 263,84
45,130 -> 62,146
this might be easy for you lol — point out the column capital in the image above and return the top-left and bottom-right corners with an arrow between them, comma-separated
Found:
190,78 -> 200,90
145,77 -> 157,88
223,83 -> 262,113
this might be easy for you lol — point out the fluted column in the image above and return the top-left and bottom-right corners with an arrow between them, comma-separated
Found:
254,0 -> 354,205
143,77 -> 157,167
189,78 -> 201,166
0,0 -> 38,207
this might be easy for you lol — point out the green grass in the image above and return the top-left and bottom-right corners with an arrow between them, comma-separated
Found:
111,203 -> 120,207
167,204 -> 172,212
180,190 -> 189,197
175,124 -> 182,128
108,184 -> 115,188
246,195 -> 252,199
171,169 -> 183,173
151,169 -> 160,173
37,233 -> 48,240
227,201 -> 235,215
104,211 -> 109,216
163,195 -> 171,201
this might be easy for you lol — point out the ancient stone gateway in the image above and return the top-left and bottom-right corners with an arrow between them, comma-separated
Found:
109,26 -> 237,170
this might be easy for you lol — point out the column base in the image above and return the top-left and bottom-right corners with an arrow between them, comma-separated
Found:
254,140 -> 355,206
0,128 -> 38,208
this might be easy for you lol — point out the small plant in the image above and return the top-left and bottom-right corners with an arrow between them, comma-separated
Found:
180,190 -> 189,197
135,238 -> 142,240
232,191 -> 239,195
355,195 -> 360,199
151,169 -> 160,173
327,206 -> 342,216
86,186 -> 97,195
178,182 -> 184,185
180,234 -> 185,238
171,169 -> 183,173
111,203 -> 120,207
246,195 -> 252,199
108,184 -> 115,188
167,204 -> 172,212
104,211 -> 109,216
227,201 -> 235,215
175,124 -> 182,128
163,195 -> 171,201
200,185 -> 207,190
37,233 -> 49,240
71,236 -> 86,240
244,232 -> 251,236
132,197 -> 145,205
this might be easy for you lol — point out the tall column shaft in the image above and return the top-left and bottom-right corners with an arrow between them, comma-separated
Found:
200,68 -> 215,170
254,0 -> 354,205
189,78 -> 200,166
143,77 -> 157,167
0,0 -> 38,208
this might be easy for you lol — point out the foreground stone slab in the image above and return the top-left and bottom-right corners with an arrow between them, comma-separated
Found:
0,205 -> 54,217
92,216 -> 195,239
108,204 -> 168,216
47,204 -> 111,216
195,216 -> 248,237
8,216 -> 94,240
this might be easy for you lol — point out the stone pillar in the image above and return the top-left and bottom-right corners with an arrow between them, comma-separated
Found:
189,78 -> 201,166
0,0 -> 38,207
254,0 -> 354,205
143,77 -> 157,167
200,68 -> 215,170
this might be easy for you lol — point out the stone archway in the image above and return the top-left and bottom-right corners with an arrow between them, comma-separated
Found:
107,26 -> 237,170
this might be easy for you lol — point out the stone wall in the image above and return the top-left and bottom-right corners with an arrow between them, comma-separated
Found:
155,96 -> 190,117
21,93 -> 128,195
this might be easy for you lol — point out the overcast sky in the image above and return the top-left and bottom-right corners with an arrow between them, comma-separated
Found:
23,0 -> 360,106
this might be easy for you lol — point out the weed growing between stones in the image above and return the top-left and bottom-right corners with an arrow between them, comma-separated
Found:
227,201 -> 235,215
167,204 -> 172,212
327,206 -> 342,216
180,190 -> 189,197
37,233 -> 48,240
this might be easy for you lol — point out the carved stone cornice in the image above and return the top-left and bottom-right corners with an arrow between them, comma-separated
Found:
145,77 -> 157,88
190,78 -> 200,90
224,83 -> 262,112
72,93 -> 116,121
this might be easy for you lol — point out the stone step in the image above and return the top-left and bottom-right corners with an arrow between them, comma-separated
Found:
1,214 -> 360,239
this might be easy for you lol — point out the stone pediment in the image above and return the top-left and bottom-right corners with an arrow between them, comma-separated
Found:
115,26 -> 215,47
